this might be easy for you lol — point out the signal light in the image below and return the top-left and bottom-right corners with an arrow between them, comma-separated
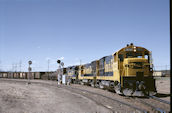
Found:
57,60 -> 61,64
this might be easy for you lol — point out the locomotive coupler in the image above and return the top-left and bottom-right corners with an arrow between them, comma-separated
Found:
136,81 -> 146,91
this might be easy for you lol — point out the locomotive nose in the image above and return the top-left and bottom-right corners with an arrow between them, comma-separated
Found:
123,58 -> 149,77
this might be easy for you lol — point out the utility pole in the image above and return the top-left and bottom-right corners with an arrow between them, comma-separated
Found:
165,65 -> 168,76
15,63 -> 17,72
0,60 -> 1,72
12,63 -> 14,78
48,59 -> 50,80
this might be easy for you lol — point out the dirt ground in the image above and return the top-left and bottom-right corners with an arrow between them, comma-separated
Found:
155,77 -> 170,102
0,77 -> 170,113
0,79 -> 112,113
155,77 -> 170,94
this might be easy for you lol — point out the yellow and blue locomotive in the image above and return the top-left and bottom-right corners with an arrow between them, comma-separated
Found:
68,43 -> 156,96
96,43 -> 156,96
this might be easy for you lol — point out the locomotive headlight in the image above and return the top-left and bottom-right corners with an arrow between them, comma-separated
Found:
125,64 -> 129,67
134,46 -> 136,52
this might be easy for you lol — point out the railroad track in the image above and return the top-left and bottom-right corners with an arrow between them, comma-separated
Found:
129,94 -> 171,113
69,84 -> 171,113
133,97 -> 169,113
61,85 -> 171,113
59,85 -> 150,113
148,95 -> 170,105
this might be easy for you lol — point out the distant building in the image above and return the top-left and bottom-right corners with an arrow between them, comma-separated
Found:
153,71 -> 164,77
153,70 -> 170,77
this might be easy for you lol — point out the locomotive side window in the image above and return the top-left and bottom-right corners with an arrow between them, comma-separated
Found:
144,52 -> 149,59
144,55 -> 148,59
118,54 -> 123,61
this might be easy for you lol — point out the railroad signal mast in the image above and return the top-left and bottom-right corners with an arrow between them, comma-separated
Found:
57,60 -> 64,85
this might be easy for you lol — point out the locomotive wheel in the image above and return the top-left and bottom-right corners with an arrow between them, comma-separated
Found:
114,84 -> 122,95
131,91 -> 145,97
80,81 -> 84,85
148,91 -> 157,96
99,82 -> 104,89
95,83 -> 99,88
91,83 -> 94,87
122,89 -> 133,96
81,82 -> 84,85
91,81 -> 95,87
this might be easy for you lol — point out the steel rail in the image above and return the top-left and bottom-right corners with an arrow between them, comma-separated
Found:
134,98 -> 168,113
148,95 -> 170,105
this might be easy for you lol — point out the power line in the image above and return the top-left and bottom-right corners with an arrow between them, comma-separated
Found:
48,59 -> 50,79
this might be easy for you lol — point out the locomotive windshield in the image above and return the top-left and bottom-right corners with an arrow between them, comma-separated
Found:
125,52 -> 149,59
126,52 -> 142,58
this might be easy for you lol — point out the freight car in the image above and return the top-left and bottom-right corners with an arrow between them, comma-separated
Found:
68,43 -> 157,96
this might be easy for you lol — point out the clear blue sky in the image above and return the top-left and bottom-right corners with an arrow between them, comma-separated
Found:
0,0 -> 170,71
